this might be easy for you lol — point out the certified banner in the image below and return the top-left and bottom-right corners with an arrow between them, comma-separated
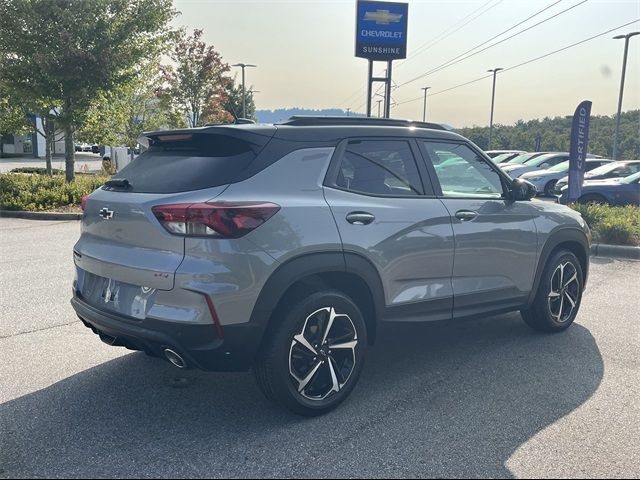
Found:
567,100 -> 592,202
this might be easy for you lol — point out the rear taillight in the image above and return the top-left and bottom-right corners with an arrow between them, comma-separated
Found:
81,195 -> 89,211
151,202 -> 280,238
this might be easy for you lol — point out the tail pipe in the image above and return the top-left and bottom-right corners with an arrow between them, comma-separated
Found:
163,348 -> 187,369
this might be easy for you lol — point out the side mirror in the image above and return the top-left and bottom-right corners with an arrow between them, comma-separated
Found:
509,178 -> 537,201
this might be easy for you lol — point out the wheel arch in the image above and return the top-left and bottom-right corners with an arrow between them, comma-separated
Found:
250,251 -> 385,351
528,227 -> 590,306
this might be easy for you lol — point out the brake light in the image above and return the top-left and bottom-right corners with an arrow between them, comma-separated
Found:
81,195 -> 89,211
151,202 -> 280,238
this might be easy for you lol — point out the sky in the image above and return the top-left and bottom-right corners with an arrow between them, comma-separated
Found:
172,0 -> 640,127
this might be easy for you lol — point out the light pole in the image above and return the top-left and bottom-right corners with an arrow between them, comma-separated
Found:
421,87 -> 430,122
232,63 -> 256,118
612,32 -> 639,160
374,92 -> 385,118
346,108 -> 351,117
487,68 -> 503,150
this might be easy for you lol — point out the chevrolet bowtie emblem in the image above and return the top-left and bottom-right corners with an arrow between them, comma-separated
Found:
364,9 -> 402,25
99,207 -> 114,220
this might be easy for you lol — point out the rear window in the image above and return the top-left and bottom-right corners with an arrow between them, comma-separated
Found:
109,133 -> 265,193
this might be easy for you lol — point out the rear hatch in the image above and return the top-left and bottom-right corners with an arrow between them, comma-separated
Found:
74,127 -> 275,296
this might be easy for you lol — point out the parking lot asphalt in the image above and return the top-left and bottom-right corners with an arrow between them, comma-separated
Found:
0,218 -> 638,478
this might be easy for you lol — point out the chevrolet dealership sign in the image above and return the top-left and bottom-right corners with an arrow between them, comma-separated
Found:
356,0 -> 408,60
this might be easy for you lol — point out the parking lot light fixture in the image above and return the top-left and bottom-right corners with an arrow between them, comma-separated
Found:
487,68 -> 503,150
612,32 -> 639,160
232,63 -> 257,118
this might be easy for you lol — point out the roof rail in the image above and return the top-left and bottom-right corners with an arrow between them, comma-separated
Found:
279,115 -> 447,131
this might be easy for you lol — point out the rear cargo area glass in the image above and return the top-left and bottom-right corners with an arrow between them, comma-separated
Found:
110,133 -> 263,193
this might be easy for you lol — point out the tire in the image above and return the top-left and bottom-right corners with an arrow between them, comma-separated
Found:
254,290 -> 367,416
521,250 -> 584,333
544,180 -> 558,197
578,193 -> 608,205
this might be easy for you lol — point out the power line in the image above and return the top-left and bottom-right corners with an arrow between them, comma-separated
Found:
398,0 -> 589,88
398,0 -> 563,82
394,18 -> 640,106
396,0 -> 503,69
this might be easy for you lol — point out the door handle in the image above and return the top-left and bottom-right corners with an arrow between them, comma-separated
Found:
455,210 -> 478,221
346,212 -> 375,225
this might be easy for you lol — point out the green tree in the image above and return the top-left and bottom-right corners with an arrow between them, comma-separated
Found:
0,89 -> 30,156
223,78 -> 256,121
0,0 -> 177,181
459,110 -> 639,159
161,29 -> 232,127
79,62 -> 180,160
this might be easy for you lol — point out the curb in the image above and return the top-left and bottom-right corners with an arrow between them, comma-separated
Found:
0,210 -> 82,221
590,243 -> 640,260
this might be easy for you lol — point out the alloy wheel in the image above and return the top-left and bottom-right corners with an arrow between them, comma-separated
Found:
289,307 -> 358,401
548,261 -> 580,323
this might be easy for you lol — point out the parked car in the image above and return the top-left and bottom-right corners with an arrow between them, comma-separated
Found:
559,170 -> 640,206
91,145 -> 100,154
502,153 -> 570,178
484,149 -> 526,159
501,152 -> 547,167
74,144 -> 83,152
520,159 -> 614,196
490,151 -> 528,164
82,144 -> 93,152
73,116 -> 590,416
554,160 -> 640,194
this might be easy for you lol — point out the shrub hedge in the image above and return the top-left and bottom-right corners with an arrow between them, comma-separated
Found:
0,172 -> 109,212
570,203 -> 640,246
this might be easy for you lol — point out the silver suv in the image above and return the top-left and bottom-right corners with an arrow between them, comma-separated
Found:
72,116 -> 590,416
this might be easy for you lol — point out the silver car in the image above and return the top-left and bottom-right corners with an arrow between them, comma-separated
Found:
521,159 -> 614,196
72,117 -> 591,416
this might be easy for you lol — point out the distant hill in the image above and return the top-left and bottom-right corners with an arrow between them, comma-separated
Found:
256,108 -> 365,123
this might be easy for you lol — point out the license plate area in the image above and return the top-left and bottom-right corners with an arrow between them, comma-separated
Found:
77,270 -> 157,320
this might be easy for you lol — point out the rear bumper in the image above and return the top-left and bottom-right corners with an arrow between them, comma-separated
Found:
71,295 -> 263,372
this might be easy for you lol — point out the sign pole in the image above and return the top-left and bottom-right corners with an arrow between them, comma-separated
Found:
366,60 -> 373,117
385,60 -> 393,118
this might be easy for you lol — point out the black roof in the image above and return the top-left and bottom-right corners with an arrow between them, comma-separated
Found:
143,116 -> 462,143
278,115 -> 448,131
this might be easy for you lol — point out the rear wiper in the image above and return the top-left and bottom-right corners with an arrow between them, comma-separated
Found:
104,179 -> 131,190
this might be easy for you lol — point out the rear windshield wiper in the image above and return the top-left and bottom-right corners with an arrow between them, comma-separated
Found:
104,179 -> 131,190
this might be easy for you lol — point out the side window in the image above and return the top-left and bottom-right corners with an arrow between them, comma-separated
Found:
550,155 -> 569,166
422,141 -> 504,198
335,140 -> 423,196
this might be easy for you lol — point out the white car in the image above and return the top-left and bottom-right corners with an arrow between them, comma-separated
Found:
554,160 -> 640,194
520,159 -> 614,196
502,153 -> 570,178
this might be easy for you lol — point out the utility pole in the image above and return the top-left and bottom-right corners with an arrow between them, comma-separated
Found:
612,32 -> 639,160
421,87 -> 430,122
377,99 -> 382,118
232,63 -> 257,118
487,68 -> 503,150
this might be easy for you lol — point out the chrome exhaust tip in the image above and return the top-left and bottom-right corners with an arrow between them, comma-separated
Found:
163,348 -> 187,369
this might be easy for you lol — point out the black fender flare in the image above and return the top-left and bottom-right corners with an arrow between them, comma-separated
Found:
527,227 -> 590,306
248,250 -> 385,332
